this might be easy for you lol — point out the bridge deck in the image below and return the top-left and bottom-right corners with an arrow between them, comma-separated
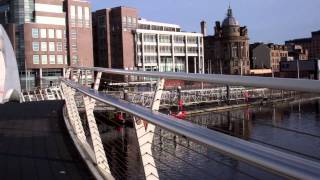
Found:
0,101 -> 93,180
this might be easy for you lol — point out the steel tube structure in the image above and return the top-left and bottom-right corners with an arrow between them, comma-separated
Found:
72,67 -> 320,94
62,79 -> 320,179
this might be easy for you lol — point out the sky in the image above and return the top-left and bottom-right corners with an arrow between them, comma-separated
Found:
88,0 -> 320,44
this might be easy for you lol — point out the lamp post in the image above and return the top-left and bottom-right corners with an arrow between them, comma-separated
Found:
296,59 -> 300,79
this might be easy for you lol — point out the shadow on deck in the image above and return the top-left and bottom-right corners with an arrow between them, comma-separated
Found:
0,101 -> 93,180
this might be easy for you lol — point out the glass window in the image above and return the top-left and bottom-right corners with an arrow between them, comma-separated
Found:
72,55 -> 78,65
48,29 -> 55,38
72,43 -> 77,52
33,55 -> 39,64
41,55 -> 47,64
122,16 -> 126,24
71,30 -> 77,39
78,6 -> 83,19
57,42 -> 63,51
32,28 -> 39,38
57,55 -> 63,64
127,16 -> 132,24
49,42 -> 55,51
70,6 -> 76,19
32,42 -> 39,51
49,55 -> 56,64
40,29 -> 46,38
41,42 -> 47,51
56,30 -> 62,39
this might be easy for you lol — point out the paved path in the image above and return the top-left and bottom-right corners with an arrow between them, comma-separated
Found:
0,101 -> 93,180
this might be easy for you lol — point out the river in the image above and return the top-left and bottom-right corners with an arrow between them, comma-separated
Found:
96,98 -> 320,180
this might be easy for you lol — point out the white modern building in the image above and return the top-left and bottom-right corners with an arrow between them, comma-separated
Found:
135,19 -> 204,73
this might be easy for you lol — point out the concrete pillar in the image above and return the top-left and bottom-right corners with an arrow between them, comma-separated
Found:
194,56 -> 197,74
172,35 -> 175,72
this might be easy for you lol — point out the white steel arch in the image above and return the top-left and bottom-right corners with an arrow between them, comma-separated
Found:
0,25 -> 21,103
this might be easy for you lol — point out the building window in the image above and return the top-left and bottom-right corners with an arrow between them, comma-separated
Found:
32,28 -> 39,38
40,29 -> 46,38
122,16 -> 126,24
41,55 -> 48,64
33,55 -> 39,64
72,43 -> 77,52
71,30 -> 77,39
48,29 -> 55,38
144,56 -> 158,64
65,55 -> 68,64
187,47 -> 198,54
187,37 -> 197,44
144,45 -> 157,53
160,46 -> 172,53
77,6 -> 83,27
72,55 -> 78,65
57,55 -> 63,64
70,6 -> 76,19
56,30 -> 62,39
132,17 -> 137,25
41,42 -> 47,51
32,42 -> 39,51
144,34 -> 156,42
159,35 -> 171,43
127,16 -> 132,25
84,7 -> 90,27
232,46 -> 238,58
174,36 -> 185,43
49,55 -> 56,64
57,42 -> 63,51
174,46 -> 185,53
49,42 -> 55,51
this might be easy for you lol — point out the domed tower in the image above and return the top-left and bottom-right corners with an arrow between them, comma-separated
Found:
206,6 -> 250,75
222,6 -> 240,37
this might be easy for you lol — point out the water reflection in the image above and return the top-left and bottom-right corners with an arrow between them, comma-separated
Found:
95,98 -> 320,180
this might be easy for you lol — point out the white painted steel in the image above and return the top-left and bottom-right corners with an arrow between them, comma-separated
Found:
62,78 -> 320,179
0,25 -> 21,103
134,78 -> 164,180
73,67 -> 320,93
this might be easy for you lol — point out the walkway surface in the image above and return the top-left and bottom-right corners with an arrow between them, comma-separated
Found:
0,101 -> 93,180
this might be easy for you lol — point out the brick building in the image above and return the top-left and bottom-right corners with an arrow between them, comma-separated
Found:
203,6 -> 250,75
286,30 -> 320,59
251,43 -> 288,72
92,7 -> 138,70
286,43 -> 308,60
0,0 -> 94,89
92,6 -> 204,73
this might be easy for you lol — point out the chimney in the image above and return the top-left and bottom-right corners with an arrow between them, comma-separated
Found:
200,21 -> 207,36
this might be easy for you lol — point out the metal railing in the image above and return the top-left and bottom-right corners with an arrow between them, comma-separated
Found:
62,67 -> 320,180
74,67 -> 320,93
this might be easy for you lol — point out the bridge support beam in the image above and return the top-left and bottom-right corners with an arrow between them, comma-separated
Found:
83,96 -> 112,177
61,83 -> 87,144
134,78 -> 164,180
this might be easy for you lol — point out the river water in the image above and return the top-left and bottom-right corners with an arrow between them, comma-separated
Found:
96,98 -> 320,180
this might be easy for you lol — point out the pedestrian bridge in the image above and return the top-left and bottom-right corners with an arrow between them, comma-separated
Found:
1,66 -> 320,180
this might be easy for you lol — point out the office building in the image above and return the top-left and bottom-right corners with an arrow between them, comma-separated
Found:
92,6 -> 204,74
0,0 -> 94,88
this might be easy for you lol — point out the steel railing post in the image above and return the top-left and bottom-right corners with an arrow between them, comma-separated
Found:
134,78 -> 164,180
61,83 -> 87,144
83,96 -> 112,177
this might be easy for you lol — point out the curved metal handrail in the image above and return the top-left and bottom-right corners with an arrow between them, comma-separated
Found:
62,78 -> 320,180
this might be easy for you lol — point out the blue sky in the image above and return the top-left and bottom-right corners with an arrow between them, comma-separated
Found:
89,0 -> 320,44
